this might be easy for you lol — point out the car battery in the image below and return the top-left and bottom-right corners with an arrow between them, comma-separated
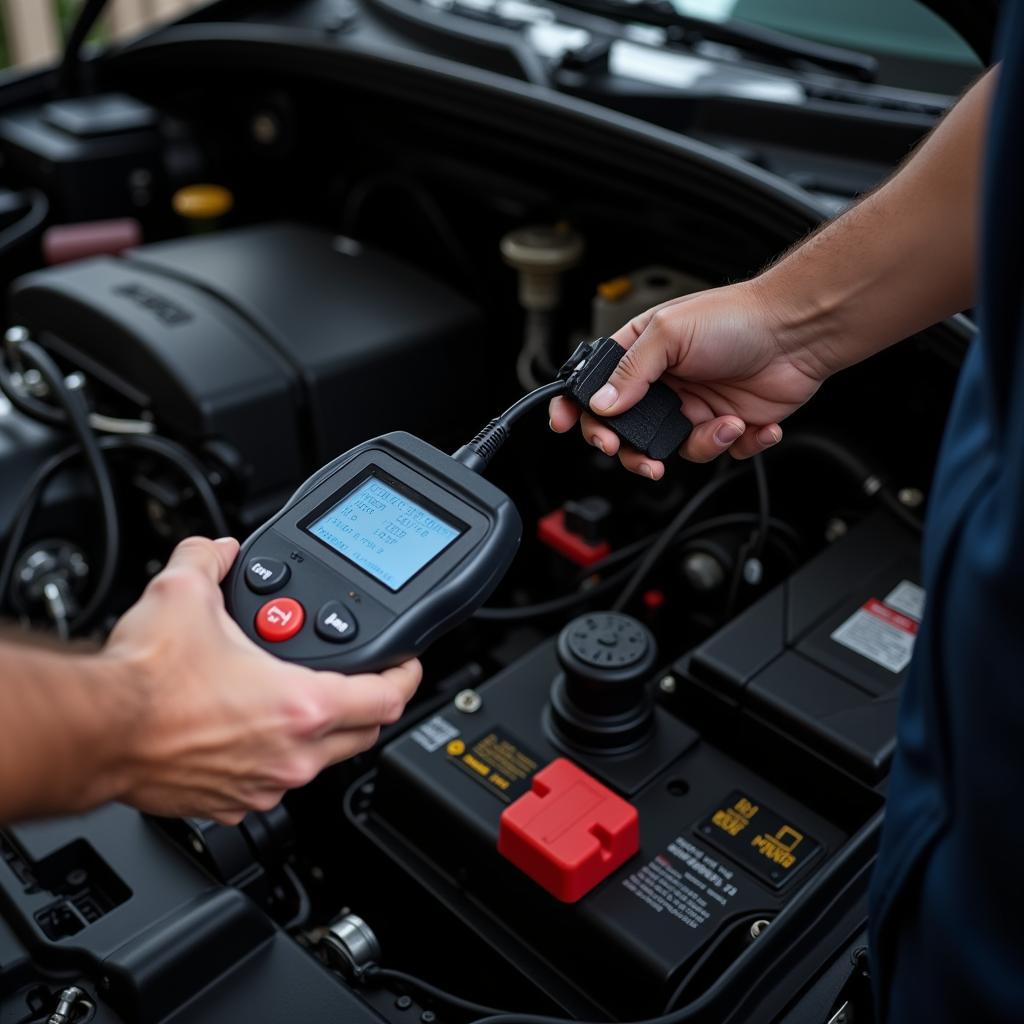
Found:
680,511 -> 922,782
372,613 -> 847,1017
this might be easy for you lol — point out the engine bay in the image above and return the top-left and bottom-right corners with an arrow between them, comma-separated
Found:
0,15 -> 972,1024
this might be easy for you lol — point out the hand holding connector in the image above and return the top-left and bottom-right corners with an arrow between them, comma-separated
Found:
559,337 -> 693,461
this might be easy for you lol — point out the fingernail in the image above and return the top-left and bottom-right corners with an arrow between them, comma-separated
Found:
715,422 -> 743,445
591,383 -> 618,411
589,435 -> 607,454
548,418 -> 555,432
214,537 -> 236,546
759,426 -> 782,447
639,464 -> 654,479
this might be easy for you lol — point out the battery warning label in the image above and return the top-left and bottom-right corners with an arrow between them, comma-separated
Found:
698,791 -> 822,889
410,715 -> 460,753
447,728 -> 541,803
622,838 -> 740,932
831,580 -> 924,673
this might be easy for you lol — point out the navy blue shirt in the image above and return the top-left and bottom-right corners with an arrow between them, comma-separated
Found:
869,5 -> 1024,1020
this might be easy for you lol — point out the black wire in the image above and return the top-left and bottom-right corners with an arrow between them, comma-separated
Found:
611,469 -> 745,613
341,175 -> 484,297
781,433 -> 923,533
662,919 -> 759,1013
0,350 -> 67,425
496,381 -> 567,429
723,455 -> 769,618
0,189 -> 50,256
363,967 -> 510,1019
0,434 -> 227,625
581,512 -> 802,581
454,382 -> 567,472
474,567 -> 633,621
59,0 -> 110,96
475,513 -> 801,622
0,341 -> 120,630
750,455 -> 769,558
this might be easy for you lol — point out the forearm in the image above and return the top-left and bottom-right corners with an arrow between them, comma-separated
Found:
0,641 -> 131,822
756,68 -> 995,377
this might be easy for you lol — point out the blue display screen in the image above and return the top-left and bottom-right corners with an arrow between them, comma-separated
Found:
305,476 -> 462,590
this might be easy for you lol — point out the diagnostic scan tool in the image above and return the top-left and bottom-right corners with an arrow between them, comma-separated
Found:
223,338 -> 691,671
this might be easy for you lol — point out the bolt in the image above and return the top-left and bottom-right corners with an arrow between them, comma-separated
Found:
681,550 -> 725,592
421,1012 -> 436,1023
659,675 -> 676,694
454,689 -> 482,713
897,487 -> 924,509
824,517 -> 848,543
251,112 -> 280,146
395,996 -> 413,1010
22,368 -> 48,397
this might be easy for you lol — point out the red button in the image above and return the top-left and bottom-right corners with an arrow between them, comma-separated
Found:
498,758 -> 639,903
255,598 -> 305,642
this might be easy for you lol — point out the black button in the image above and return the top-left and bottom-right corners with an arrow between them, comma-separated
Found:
315,601 -> 359,643
245,557 -> 290,594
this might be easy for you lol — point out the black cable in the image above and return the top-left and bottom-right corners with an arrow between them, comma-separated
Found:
363,967 -> 510,1019
0,348 -> 69,426
750,455 -> 769,559
782,433 -> 923,533
59,0 -> 110,96
662,918 -> 761,1013
723,455 -> 769,618
341,175 -> 483,297
611,469 -> 744,612
454,381 -> 567,473
474,566 -> 633,621
475,514 -> 801,622
581,512 -> 801,582
0,433 -> 227,624
0,341 -> 120,630
0,189 -> 50,257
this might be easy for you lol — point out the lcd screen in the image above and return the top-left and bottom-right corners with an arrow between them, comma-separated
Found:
305,476 -> 462,590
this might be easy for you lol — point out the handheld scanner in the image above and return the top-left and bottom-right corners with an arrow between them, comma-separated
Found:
223,432 -> 521,673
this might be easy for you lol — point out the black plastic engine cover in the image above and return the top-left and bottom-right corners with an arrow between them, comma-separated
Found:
8,223 -> 483,518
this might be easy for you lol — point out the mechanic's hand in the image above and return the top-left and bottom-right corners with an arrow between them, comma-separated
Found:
549,280 -> 827,478
100,536 -> 422,824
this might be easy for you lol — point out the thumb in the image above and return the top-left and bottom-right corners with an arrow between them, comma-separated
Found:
589,331 -> 671,416
165,536 -> 240,584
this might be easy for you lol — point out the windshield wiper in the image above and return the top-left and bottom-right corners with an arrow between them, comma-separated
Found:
551,0 -> 878,82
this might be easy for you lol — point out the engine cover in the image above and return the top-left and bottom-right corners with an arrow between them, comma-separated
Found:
8,223 -> 483,520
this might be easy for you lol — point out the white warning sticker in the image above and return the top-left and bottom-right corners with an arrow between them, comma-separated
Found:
884,580 -> 925,621
831,598 -> 919,673
411,715 -> 460,753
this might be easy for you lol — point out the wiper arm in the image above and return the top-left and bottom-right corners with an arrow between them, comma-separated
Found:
552,0 -> 878,82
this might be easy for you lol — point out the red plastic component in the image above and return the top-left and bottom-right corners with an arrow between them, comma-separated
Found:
537,509 -> 611,568
255,598 -> 305,642
498,758 -> 639,903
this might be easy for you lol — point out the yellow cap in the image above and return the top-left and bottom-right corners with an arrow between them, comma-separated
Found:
597,275 -> 633,302
172,184 -> 234,221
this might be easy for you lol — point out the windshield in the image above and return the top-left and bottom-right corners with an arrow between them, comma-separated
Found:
670,0 -> 981,92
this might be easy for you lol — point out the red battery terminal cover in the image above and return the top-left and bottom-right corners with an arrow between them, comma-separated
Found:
498,758 -> 639,902
537,509 -> 611,568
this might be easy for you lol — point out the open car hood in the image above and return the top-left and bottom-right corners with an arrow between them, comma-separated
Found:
919,0 -> 1000,61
